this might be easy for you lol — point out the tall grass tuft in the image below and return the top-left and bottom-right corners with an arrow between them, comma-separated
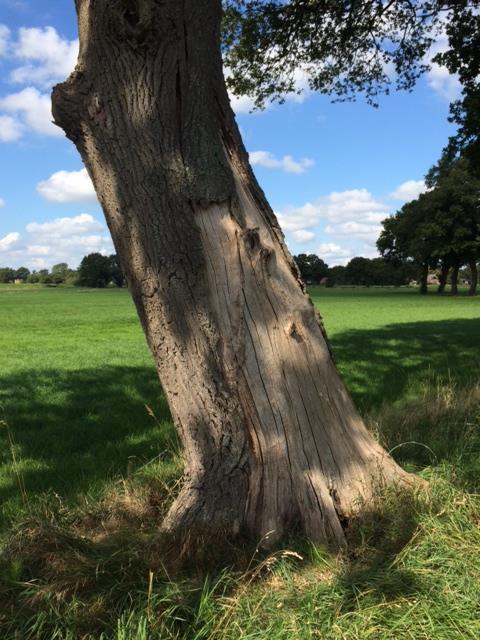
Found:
0,417 -> 29,509
369,379 -> 480,491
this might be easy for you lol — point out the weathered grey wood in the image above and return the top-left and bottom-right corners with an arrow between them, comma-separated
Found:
52,0 -> 411,550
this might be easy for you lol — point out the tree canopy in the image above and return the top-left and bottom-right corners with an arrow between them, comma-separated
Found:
78,254 -> 124,288
223,1 -> 480,108
294,253 -> 328,283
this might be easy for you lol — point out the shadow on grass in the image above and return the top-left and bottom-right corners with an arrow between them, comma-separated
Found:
331,317 -> 480,411
0,366 -> 178,524
1,318 -> 479,523
335,488 -> 427,612
331,318 -> 480,485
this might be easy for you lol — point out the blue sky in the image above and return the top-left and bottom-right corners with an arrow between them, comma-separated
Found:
0,0 -> 459,269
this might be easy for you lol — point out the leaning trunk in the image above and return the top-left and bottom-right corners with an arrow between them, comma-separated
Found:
468,259 -> 477,296
437,262 -> 449,294
52,0 -> 410,549
451,263 -> 459,296
419,264 -> 428,295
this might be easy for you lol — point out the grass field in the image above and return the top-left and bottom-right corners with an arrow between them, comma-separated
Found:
1,284 -> 479,639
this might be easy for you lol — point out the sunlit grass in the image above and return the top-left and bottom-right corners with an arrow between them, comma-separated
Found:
0,284 -> 479,639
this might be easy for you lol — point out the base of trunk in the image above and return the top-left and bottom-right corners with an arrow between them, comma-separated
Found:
161,449 -> 414,553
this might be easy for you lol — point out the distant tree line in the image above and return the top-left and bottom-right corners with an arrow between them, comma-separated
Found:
3,250 -> 416,290
293,253 -> 417,288
0,253 -> 125,288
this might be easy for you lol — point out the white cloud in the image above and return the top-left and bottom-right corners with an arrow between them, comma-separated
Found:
10,26 -> 78,87
0,231 -> 20,251
27,245 -> 50,256
0,197 -> 5,208
390,179 -> 426,201
0,114 -> 23,141
0,25 -> 78,142
318,242 -> 353,265
0,87 -> 61,137
229,92 -> 258,115
292,229 -> 315,243
277,189 -> 388,232
0,26 -> 77,141
277,202 -> 322,233
37,168 -> 97,203
427,64 -> 461,101
318,189 -> 386,220
26,213 -> 103,238
425,30 -> 461,101
277,188 -> 390,259
0,24 -> 10,56
0,214 -> 113,269
250,150 -> 314,174
228,64 -> 311,114
325,221 -> 382,242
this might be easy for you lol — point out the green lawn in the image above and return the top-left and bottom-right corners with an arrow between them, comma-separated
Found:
310,286 -> 480,410
0,284 -> 479,639
0,286 -> 174,527
1,284 -> 479,523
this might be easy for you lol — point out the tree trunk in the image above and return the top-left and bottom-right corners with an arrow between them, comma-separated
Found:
468,259 -> 477,296
451,263 -> 459,296
52,0 -> 411,550
437,262 -> 449,294
419,264 -> 428,295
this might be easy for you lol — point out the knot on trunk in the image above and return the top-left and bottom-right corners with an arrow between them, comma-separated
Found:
328,479 -> 349,531
51,75 -> 88,143
87,94 -> 107,126
287,322 -> 303,343
243,227 -> 261,252
116,0 -> 160,49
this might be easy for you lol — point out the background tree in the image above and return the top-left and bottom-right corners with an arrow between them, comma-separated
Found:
326,265 -> 346,286
377,198 -> 439,294
64,269 -> 80,286
27,271 -> 40,284
14,267 -> 30,282
37,269 -> 53,285
77,253 -> 112,288
0,267 -> 15,283
51,262 -> 70,284
425,157 -> 480,295
433,1 -> 480,172
294,254 -> 329,284
341,257 -> 410,287
108,254 -> 125,288
380,157 -> 480,296
344,257 -> 373,286
436,161 -> 480,296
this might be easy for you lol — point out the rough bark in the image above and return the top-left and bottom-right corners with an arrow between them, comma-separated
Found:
437,261 -> 449,294
451,263 -> 459,296
419,264 -> 428,295
468,259 -> 477,296
52,0 -> 411,550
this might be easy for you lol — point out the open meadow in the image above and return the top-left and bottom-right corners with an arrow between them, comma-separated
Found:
1,284 -> 480,639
